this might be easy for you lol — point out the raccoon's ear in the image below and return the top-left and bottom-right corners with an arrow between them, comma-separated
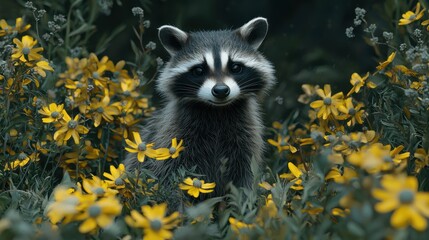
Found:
236,17 -> 268,49
158,25 -> 188,55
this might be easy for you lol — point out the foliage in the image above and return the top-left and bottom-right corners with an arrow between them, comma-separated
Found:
1,1 -> 429,240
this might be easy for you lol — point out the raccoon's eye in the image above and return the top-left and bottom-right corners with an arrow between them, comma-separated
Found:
230,63 -> 243,74
191,65 -> 205,76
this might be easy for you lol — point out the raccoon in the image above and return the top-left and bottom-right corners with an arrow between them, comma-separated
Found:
124,17 -> 275,197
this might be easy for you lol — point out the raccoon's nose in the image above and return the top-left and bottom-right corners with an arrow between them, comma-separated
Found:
212,83 -> 230,99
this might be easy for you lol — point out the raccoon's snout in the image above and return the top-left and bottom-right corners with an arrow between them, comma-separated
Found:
211,83 -> 230,99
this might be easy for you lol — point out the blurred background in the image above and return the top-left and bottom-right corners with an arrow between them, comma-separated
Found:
1,0 -> 395,122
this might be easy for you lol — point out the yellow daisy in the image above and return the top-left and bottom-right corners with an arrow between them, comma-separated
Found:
373,175 -> 429,231
12,35 -> 43,62
179,177 -> 216,198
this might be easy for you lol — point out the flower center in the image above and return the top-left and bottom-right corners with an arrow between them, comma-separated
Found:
88,205 -> 102,218
169,147 -> 176,154
93,187 -> 105,196
96,107 -> 104,113
18,153 -> 27,160
193,179 -> 202,188
138,142 -> 147,151
348,108 -> 356,115
68,120 -> 78,129
51,111 -> 60,118
383,156 -> 393,162
115,178 -> 124,186
150,219 -> 162,231
323,97 -> 332,105
22,47 -> 31,55
399,189 -> 414,204
409,14 -> 416,21
76,83 -> 84,88
123,90 -> 131,97
92,72 -> 100,79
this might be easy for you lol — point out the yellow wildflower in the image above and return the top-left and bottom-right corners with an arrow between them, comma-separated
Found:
53,111 -> 89,145
347,72 -> 376,96
82,176 -> 118,197
89,92 -> 121,127
124,132 -> 160,162
325,166 -> 357,183
33,60 -> 54,77
166,138 -> 184,159
38,103 -> 65,123
348,143 -> 393,173
125,203 -> 180,240
310,84 -> 344,120
337,97 -> 365,126
103,164 -> 127,189
179,177 -> 216,198
375,52 -> 396,72
414,148 -> 429,173
12,35 -> 43,62
373,175 -> 429,231
398,3 -> 425,25
298,84 -> 320,104
280,162 -> 304,190
77,196 -> 122,233
229,217 -> 254,235
46,187 -> 93,224
268,134 -> 297,153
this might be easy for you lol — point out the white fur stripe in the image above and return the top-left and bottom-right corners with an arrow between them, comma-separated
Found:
204,52 -> 215,71
220,51 -> 229,71
224,77 -> 240,99
197,78 -> 216,101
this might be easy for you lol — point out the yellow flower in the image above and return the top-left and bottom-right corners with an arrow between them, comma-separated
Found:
414,148 -> 429,173
347,143 -> 393,173
33,60 -> 54,77
298,84 -> 320,104
125,203 -> 180,240
12,35 -> 43,62
53,111 -> 89,145
372,175 -> 429,231
280,162 -> 304,190
268,134 -> 298,153
77,196 -> 122,233
0,18 -> 30,36
325,166 -> 357,183
38,103 -> 65,123
229,217 -> 254,234
89,92 -> 121,127
5,153 -> 28,170
390,145 -> 410,165
310,84 -> 344,120
14,17 -> 31,33
166,138 -> 184,159
103,164 -> 127,189
179,177 -> 216,198
398,3 -> 425,25
375,52 -> 396,72
337,97 -> 365,126
346,72 -> 376,96
125,132 -> 160,162
331,208 -> 350,217
82,176 -> 118,197
46,187 -> 93,224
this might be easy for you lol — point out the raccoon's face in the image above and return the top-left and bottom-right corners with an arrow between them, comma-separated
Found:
157,17 -> 275,106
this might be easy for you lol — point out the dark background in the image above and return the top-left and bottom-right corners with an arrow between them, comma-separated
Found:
1,0 -> 394,122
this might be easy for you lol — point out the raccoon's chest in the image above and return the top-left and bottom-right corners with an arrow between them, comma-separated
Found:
174,99 -> 258,168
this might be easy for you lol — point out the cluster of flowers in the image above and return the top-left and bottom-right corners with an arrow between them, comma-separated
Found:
251,3 -> 429,238
1,18 -> 53,171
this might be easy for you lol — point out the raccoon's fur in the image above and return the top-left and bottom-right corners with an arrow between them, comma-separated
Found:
124,17 -> 275,197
